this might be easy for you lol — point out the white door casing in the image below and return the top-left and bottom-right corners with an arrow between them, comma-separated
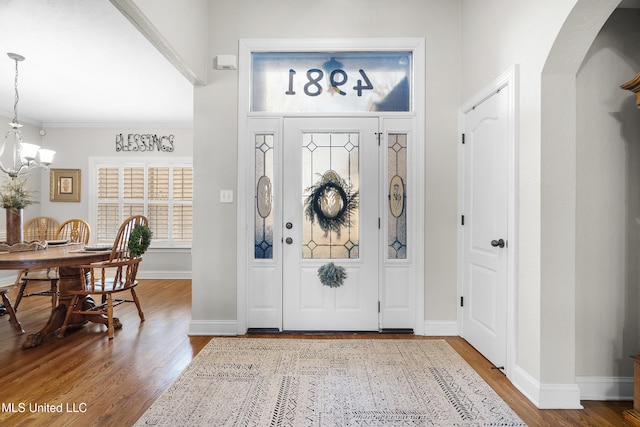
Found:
237,38 -> 425,336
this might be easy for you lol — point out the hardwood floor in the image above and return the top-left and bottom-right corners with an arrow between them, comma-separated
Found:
0,279 -> 209,427
0,279 -> 632,426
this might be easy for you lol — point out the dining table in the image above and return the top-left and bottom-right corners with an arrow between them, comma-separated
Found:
0,242 -> 113,348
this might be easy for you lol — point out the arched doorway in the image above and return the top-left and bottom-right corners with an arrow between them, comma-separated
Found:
539,0 -> 622,407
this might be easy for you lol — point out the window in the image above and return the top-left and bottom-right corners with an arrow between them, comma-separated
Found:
89,157 -> 193,247
251,51 -> 412,113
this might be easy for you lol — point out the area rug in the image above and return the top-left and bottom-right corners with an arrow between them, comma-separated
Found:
135,338 -> 526,426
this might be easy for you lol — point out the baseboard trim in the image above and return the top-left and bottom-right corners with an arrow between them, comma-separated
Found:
0,271 -> 191,286
188,320 -> 238,336
511,365 -> 583,409
422,321 -> 458,336
0,273 -> 17,287
576,375 -> 633,401
137,271 -> 192,280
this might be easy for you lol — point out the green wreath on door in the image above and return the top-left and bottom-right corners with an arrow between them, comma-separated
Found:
304,170 -> 358,238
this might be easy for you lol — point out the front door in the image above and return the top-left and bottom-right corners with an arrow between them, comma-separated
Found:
282,117 -> 379,331
461,88 -> 509,368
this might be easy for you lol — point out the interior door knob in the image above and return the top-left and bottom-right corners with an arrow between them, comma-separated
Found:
491,239 -> 505,248
285,237 -> 293,244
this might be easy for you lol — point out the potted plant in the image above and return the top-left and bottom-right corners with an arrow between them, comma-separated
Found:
1,177 -> 33,245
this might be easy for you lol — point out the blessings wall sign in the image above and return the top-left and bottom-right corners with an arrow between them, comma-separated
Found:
115,133 -> 175,153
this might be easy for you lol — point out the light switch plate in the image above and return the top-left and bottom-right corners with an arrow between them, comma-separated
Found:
220,189 -> 234,203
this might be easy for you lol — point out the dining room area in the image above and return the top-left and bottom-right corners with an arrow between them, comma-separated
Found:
0,105 -> 194,343
0,4 -> 196,424
0,100 -> 198,426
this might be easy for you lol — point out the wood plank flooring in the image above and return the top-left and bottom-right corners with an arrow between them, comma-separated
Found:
0,279 -> 632,426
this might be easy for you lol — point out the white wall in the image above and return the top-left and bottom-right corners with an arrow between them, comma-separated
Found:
187,0 -> 462,330
575,9 -> 640,378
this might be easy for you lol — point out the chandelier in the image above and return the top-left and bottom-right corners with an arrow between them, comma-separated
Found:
1,52 -> 55,178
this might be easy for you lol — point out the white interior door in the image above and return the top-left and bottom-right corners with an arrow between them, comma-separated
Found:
461,88 -> 509,368
282,117 -> 379,331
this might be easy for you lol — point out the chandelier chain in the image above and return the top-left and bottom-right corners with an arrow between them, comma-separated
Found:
12,57 -> 19,124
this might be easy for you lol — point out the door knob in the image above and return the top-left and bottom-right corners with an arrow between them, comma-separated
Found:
286,222 -> 293,229
285,237 -> 293,244
491,239 -> 505,248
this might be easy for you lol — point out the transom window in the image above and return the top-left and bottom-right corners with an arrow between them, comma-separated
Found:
251,51 -> 412,112
89,157 -> 193,247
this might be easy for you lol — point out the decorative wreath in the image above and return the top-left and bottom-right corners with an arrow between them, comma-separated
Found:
318,262 -> 347,288
304,171 -> 358,237
128,224 -> 152,257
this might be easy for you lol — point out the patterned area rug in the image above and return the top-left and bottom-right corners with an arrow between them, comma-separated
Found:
135,338 -> 526,426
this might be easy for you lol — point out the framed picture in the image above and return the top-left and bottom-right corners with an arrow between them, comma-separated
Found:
50,169 -> 81,202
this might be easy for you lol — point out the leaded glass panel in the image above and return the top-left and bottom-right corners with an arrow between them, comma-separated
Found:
255,134 -> 274,259
302,132 -> 359,259
388,133 -> 407,259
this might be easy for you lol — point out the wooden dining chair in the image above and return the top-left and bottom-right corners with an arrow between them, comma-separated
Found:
14,219 -> 90,312
55,219 -> 91,244
1,288 -> 24,334
23,216 -> 59,242
12,216 -> 60,311
59,215 -> 149,339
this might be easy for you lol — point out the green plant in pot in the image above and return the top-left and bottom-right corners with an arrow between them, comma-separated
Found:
1,177 -> 33,210
1,177 -> 34,244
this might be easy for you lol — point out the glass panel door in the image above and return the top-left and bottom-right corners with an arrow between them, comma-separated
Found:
282,117 -> 379,331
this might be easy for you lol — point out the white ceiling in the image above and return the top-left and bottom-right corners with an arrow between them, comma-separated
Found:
0,0 -> 193,128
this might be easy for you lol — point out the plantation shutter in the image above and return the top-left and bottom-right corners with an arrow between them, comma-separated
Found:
97,167 -> 120,242
173,167 -> 193,241
95,161 -> 193,245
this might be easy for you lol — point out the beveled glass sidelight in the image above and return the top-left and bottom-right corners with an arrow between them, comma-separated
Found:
388,133 -> 407,259
302,132 -> 359,259
254,134 -> 274,259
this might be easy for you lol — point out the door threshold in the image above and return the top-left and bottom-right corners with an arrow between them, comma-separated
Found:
247,328 -> 413,335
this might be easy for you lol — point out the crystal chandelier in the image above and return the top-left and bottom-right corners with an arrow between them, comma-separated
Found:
1,53 -> 55,178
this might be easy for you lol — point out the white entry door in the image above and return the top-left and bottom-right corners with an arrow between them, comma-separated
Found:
461,88 -> 509,368
282,117 -> 379,331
